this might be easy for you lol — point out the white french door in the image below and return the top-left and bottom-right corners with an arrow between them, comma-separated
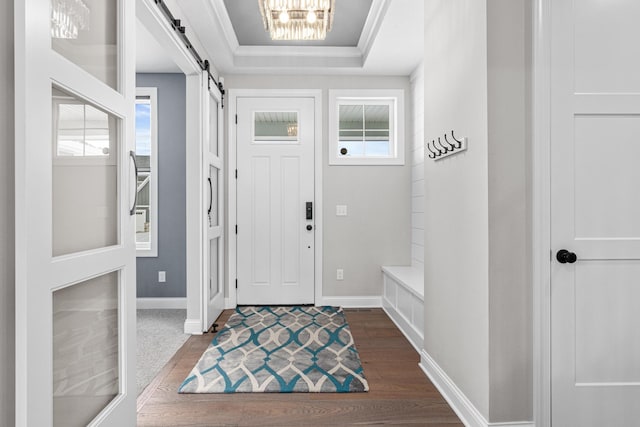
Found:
203,74 -> 224,329
550,0 -> 640,425
236,97 -> 315,305
15,1 -> 136,426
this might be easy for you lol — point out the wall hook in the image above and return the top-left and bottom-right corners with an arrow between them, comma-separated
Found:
451,130 -> 463,148
436,137 -> 450,153
426,141 -> 438,159
432,140 -> 444,155
443,134 -> 456,150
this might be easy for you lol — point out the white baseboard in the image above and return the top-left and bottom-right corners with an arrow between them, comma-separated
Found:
489,423 -> 535,427
317,296 -> 382,308
221,296 -> 382,309
183,318 -> 203,335
382,303 -> 422,353
136,297 -> 187,309
419,349 -> 534,427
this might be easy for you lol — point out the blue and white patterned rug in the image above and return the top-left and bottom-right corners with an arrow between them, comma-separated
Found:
178,306 -> 369,393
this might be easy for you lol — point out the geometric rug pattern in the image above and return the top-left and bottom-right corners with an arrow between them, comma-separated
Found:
178,306 -> 369,393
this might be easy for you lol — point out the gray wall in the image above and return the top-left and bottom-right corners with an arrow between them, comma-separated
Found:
0,0 -> 15,424
136,73 -> 187,298
223,75 -> 412,298
423,0 -> 532,422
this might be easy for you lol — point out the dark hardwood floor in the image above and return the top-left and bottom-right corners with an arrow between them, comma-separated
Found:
137,308 -> 463,426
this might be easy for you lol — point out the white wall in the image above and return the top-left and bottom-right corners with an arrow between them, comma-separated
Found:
410,63 -> 425,269
424,0 -> 491,417
0,0 -> 15,424
223,75 -> 412,299
487,0 -> 532,421
423,0 -> 532,423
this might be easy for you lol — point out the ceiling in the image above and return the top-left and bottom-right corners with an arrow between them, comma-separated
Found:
136,0 -> 424,76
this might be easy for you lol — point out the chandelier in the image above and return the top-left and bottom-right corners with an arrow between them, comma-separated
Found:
51,0 -> 90,39
258,0 -> 336,41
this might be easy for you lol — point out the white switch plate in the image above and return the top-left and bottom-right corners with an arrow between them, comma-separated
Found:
158,271 -> 166,283
336,269 -> 344,280
336,205 -> 348,216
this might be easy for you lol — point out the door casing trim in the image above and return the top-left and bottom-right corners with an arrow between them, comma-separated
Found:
532,0 -> 552,425
227,89 -> 323,308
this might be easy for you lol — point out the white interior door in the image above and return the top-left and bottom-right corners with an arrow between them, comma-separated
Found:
203,75 -> 224,329
15,0 -> 136,426
236,97 -> 315,305
551,1 -> 640,425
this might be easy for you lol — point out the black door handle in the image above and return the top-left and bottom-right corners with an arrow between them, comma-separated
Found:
556,249 -> 577,264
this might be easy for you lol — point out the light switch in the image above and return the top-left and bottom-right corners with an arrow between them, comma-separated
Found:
336,205 -> 348,216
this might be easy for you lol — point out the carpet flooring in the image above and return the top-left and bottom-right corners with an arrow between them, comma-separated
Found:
137,309 -> 189,395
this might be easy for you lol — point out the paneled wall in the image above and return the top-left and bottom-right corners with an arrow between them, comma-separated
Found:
410,64 -> 425,269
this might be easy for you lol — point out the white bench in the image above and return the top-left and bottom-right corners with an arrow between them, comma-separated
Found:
381,266 -> 424,352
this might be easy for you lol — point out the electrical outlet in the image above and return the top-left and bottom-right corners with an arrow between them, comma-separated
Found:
336,269 -> 344,280
158,271 -> 166,283
336,205 -> 348,216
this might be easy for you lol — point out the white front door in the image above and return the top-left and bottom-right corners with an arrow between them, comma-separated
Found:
15,0 -> 136,426
236,97 -> 315,305
550,1 -> 640,425
203,75 -> 224,328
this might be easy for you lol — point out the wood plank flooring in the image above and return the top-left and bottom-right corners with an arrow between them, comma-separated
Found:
137,308 -> 463,426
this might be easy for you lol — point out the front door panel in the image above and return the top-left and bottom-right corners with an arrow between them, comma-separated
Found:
236,97 -> 315,305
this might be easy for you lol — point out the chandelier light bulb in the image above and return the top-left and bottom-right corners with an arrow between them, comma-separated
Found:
279,10 -> 290,24
259,0 -> 335,40
307,10 -> 317,24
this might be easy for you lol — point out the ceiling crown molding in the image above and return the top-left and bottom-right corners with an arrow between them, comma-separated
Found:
357,0 -> 392,64
203,0 -> 390,73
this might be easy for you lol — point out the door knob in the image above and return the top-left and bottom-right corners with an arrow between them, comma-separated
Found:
556,249 -> 577,264
306,224 -> 313,231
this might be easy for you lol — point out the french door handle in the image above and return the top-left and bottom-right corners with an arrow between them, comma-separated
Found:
129,151 -> 138,216
207,177 -> 213,215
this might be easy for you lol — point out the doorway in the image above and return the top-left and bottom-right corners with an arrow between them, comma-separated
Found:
236,96 -> 316,305
535,0 -> 640,425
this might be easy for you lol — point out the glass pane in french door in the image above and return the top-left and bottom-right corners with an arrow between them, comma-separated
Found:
208,165 -> 218,227
209,96 -> 219,155
53,271 -> 119,427
51,0 -> 119,89
209,238 -> 219,297
52,86 -> 119,256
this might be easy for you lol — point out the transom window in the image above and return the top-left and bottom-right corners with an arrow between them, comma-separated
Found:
253,111 -> 299,143
329,89 -> 404,165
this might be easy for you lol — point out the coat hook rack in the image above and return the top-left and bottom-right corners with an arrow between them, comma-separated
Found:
425,130 -> 468,161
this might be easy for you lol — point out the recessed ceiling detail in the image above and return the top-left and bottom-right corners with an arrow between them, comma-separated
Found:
171,0 -> 423,75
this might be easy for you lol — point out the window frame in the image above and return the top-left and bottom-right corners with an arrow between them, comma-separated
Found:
135,87 -> 158,257
329,89 -> 405,165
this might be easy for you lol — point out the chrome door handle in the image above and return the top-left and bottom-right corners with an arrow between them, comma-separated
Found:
129,151 -> 138,216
